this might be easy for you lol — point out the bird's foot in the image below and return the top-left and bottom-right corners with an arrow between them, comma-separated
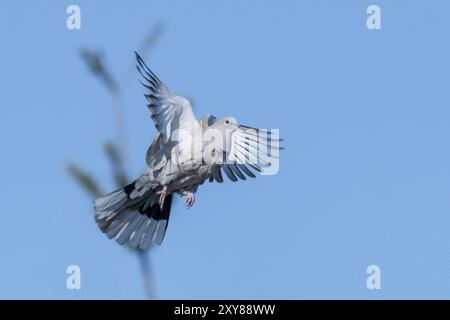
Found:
158,186 -> 168,210
183,191 -> 196,208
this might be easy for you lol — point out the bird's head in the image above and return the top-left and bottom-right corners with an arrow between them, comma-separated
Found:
211,116 -> 239,129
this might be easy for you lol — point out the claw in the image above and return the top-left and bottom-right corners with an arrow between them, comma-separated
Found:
184,191 -> 196,208
158,186 -> 168,210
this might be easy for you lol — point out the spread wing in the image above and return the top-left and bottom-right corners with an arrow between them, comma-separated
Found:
145,132 -> 164,167
135,52 -> 198,143
208,124 -> 283,183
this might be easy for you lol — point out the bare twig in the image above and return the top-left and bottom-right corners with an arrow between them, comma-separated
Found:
105,142 -> 129,187
70,24 -> 165,300
119,23 -> 164,90
67,163 -> 104,198
80,49 -> 119,93
138,250 -> 156,300
111,92 -> 129,175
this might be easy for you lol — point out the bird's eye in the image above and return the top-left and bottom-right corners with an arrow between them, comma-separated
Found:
225,120 -> 230,124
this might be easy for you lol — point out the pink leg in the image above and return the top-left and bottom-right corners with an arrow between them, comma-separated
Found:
184,191 -> 196,208
158,186 -> 168,210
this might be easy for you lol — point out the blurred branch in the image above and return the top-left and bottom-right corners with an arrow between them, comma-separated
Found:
72,25 -> 164,300
119,23 -> 164,90
80,49 -> 119,93
66,163 -> 104,198
105,142 -> 129,187
111,92 -> 129,174
138,250 -> 155,299
80,49 -> 129,178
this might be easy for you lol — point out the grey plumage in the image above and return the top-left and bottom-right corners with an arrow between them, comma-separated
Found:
93,53 -> 282,250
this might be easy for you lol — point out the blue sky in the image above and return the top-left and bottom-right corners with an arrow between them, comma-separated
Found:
1,0 -> 450,299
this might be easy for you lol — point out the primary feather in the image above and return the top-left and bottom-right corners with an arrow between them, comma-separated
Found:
93,53 -> 283,249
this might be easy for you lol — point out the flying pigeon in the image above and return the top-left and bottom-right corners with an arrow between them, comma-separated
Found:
93,53 -> 283,250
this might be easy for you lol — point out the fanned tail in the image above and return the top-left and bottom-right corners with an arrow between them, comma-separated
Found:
93,181 -> 173,250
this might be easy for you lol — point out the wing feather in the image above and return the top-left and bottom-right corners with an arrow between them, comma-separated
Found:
135,52 -> 198,143
204,119 -> 282,182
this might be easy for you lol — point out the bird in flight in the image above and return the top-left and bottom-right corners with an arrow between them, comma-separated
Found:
93,53 -> 282,250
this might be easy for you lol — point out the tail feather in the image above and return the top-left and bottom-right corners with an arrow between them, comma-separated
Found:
128,215 -> 149,247
93,181 -> 173,250
116,211 -> 144,245
139,218 -> 158,250
103,211 -> 133,239
93,189 -> 128,219
154,220 -> 168,245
